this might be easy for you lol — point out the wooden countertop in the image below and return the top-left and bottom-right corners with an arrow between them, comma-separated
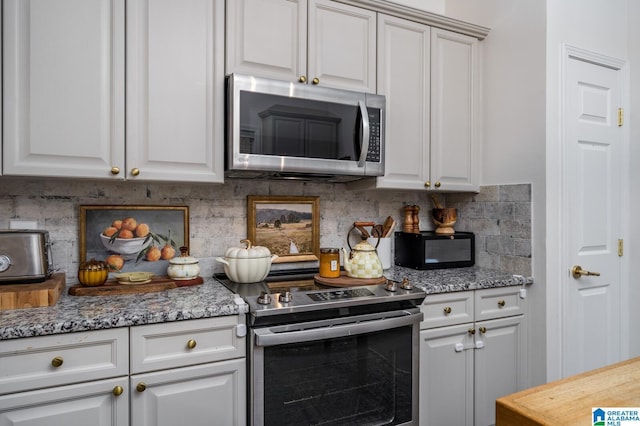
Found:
496,357 -> 640,425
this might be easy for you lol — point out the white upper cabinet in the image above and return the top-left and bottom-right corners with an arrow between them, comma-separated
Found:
353,20 -> 481,192
126,0 -> 225,182
3,0 -> 125,179
3,0 -> 224,182
430,28 -> 480,192
226,0 -> 376,93
373,13 -> 431,190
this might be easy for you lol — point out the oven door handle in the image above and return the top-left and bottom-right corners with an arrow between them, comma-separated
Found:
253,311 -> 423,347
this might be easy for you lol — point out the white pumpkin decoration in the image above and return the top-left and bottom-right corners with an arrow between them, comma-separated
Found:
215,239 -> 278,283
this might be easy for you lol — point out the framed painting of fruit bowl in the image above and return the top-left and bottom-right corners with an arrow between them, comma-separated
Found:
79,205 -> 189,276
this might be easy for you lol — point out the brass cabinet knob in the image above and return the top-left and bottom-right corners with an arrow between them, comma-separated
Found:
312,77 -> 320,85
112,386 -> 124,396
497,300 -> 506,307
479,326 -> 487,334
51,356 -> 64,368
136,382 -> 147,392
110,167 -> 120,175
299,76 -> 307,83
187,339 -> 197,349
468,328 -> 476,335
435,181 -> 442,188
443,306 -> 452,314
130,168 -> 140,176
425,181 -> 431,188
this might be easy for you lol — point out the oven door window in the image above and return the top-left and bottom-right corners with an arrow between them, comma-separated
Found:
261,325 -> 413,426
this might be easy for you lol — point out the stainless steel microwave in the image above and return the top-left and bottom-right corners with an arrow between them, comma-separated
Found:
225,74 -> 385,182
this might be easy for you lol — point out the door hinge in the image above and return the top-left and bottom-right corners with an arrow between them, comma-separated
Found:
618,108 -> 624,126
618,239 -> 624,257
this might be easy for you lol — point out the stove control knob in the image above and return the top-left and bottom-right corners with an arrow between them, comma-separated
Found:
279,291 -> 293,303
257,291 -> 272,305
385,279 -> 398,292
400,278 -> 413,290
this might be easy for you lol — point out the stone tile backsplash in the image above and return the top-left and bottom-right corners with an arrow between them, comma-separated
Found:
0,177 -> 531,282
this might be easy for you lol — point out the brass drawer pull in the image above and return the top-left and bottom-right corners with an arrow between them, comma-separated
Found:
479,326 -> 487,334
112,386 -> 124,396
468,328 -> 476,335
498,300 -> 506,307
136,382 -> 147,392
443,306 -> 452,315
187,339 -> 197,350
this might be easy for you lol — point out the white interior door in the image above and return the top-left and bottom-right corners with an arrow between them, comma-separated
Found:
561,47 -> 624,377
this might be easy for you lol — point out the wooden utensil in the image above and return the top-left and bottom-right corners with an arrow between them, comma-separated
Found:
381,216 -> 395,237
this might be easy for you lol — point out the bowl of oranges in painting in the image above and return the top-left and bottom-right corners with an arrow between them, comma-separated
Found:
100,217 -> 153,260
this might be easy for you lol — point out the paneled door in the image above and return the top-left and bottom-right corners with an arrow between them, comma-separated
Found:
561,46 -> 625,376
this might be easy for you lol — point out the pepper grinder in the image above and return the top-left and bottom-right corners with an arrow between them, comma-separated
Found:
403,205 -> 420,233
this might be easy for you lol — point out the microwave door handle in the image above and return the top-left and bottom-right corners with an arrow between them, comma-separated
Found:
357,100 -> 370,168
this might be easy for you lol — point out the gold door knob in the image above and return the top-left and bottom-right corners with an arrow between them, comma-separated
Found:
425,181 -> 431,188
443,306 -> 452,314
468,328 -> 476,335
136,382 -> 147,392
497,300 -> 506,307
434,181 -> 442,188
110,167 -> 120,175
299,76 -> 307,83
112,386 -> 124,396
312,77 -> 320,85
130,168 -> 140,176
187,339 -> 197,349
479,326 -> 487,334
571,265 -> 601,279
51,356 -> 64,368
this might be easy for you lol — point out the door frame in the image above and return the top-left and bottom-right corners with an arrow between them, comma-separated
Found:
547,43 -> 630,380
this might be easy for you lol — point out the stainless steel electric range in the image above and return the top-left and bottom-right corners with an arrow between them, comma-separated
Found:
216,269 -> 426,426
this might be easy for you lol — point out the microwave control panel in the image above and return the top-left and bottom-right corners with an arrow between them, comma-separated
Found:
365,109 -> 381,162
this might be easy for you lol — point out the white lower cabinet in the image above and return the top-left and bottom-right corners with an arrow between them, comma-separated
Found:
130,359 -> 245,426
129,316 -> 247,426
0,316 -> 246,426
419,287 -> 527,426
0,328 -> 130,425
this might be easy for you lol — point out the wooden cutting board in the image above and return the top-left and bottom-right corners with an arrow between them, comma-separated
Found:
314,272 -> 386,287
0,272 -> 65,310
68,276 -> 203,296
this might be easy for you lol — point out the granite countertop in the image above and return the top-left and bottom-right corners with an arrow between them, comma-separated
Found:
0,266 -> 532,341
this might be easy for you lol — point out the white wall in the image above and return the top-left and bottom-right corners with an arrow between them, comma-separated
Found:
436,0 -> 548,387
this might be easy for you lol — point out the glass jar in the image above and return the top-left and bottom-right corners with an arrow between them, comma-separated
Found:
319,248 -> 340,278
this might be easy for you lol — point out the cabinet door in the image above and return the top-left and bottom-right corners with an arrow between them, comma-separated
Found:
131,359 -> 246,426
376,14 -> 431,190
420,324 -> 474,426
0,377 -> 129,426
308,0 -> 376,92
474,315 -> 527,426
127,0 -> 224,182
225,0 -> 307,82
3,0 -> 125,179
430,28 -> 480,192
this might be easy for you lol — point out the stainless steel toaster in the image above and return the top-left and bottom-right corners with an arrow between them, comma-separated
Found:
0,230 -> 54,283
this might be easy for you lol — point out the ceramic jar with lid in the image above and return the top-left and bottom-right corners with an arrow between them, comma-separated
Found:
78,258 -> 109,286
319,248 -> 340,278
167,246 -> 200,280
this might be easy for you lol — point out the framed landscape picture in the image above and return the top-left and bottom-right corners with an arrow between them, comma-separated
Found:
79,205 -> 189,274
247,195 -> 320,263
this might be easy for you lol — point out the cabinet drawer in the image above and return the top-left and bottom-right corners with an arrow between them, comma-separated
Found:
0,328 -> 129,395
421,291 -> 474,329
475,287 -> 525,321
130,316 -> 246,374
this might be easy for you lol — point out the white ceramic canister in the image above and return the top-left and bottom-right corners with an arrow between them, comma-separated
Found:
167,246 -> 200,280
